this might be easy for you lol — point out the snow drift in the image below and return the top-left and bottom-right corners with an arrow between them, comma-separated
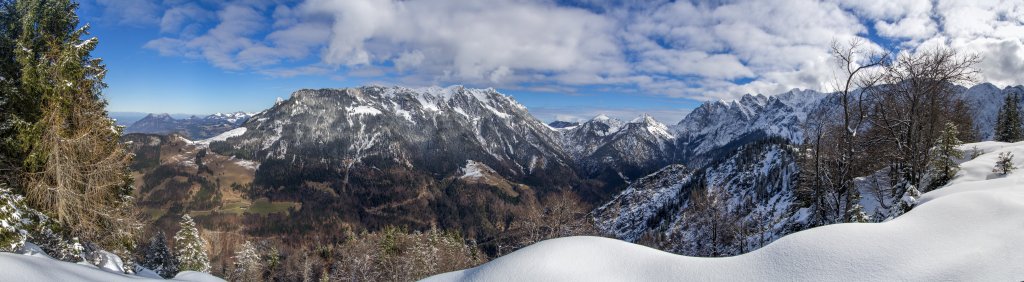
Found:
425,141 -> 1024,281
0,251 -> 223,281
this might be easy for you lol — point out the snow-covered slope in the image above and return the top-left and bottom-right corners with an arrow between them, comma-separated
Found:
0,252 -> 223,281
591,164 -> 691,241
426,141 -> 1024,281
593,138 -> 805,254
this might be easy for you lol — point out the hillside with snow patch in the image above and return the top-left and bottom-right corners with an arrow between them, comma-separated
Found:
425,141 -> 1024,281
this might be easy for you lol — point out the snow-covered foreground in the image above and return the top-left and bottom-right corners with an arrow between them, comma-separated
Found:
0,251 -> 223,281
425,141 -> 1024,281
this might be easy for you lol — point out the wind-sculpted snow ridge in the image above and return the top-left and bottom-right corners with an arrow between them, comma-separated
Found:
425,141 -> 1024,281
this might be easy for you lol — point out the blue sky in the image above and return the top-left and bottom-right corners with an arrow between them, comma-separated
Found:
79,0 -> 1024,123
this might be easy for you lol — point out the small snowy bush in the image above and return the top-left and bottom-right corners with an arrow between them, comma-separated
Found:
993,152 -> 1016,176
0,186 -> 36,252
0,186 -> 82,261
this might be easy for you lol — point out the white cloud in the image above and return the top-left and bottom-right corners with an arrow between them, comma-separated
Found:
95,0 -> 161,26
298,0 -> 628,86
118,0 -> 1024,103
159,4 -> 213,35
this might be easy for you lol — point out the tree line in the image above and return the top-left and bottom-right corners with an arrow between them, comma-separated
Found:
794,39 -> 1022,226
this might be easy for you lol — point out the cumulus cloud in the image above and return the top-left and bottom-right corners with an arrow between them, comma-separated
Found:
301,0 -> 627,85
89,0 -> 1024,102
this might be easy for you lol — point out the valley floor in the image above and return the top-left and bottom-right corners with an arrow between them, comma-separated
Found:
425,141 -> 1024,281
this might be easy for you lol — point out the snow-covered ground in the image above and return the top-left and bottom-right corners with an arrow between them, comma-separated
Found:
426,141 -> 1024,281
0,252 -> 224,281
191,127 -> 247,147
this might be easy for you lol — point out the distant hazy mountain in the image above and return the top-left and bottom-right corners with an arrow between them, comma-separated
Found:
547,120 -> 580,128
109,112 -> 192,127
125,112 -> 254,139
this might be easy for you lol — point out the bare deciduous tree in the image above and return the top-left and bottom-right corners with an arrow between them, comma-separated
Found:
865,47 -> 978,197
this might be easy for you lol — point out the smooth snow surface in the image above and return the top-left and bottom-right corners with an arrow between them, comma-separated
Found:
193,127 -> 247,146
0,253 -> 224,281
426,141 -> 1024,281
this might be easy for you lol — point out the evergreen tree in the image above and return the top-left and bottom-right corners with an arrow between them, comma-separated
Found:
927,122 -> 964,191
140,231 -> 178,278
0,0 -> 139,258
848,204 -> 871,223
995,94 -> 1023,142
0,184 -> 39,252
889,182 -> 920,219
232,240 -> 262,281
993,151 -> 1016,176
174,214 -> 210,273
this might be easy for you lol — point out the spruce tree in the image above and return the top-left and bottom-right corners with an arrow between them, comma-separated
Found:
174,214 -> 210,273
0,0 -> 139,258
889,182 -> 920,219
232,240 -> 262,281
141,231 -> 178,278
928,122 -> 964,191
993,151 -> 1016,176
995,94 -> 1023,142
0,184 -> 38,252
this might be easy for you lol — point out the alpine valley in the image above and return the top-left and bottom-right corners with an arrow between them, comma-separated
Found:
123,83 -> 1022,268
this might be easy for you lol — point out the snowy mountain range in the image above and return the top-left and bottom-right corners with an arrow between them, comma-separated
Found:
590,82 -> 1022,256
125,112 -> 254,139
125,82 -> 1024,260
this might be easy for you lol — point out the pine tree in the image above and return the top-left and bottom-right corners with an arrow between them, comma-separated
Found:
174,214 -> 209,273
140,231 -> 178,278
927,122 -> 964,191
995,94 -> 1023,142
993,151 -> 1016,176
232,240 -> 262,281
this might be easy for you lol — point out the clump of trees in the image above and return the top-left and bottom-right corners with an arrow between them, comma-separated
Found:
994,94 -> 1022,142
499,191 -> 598,255
0,0 -> 141,270
139,231 -> 178,278
798,40 -> 980,225
233,227 -> 487,282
